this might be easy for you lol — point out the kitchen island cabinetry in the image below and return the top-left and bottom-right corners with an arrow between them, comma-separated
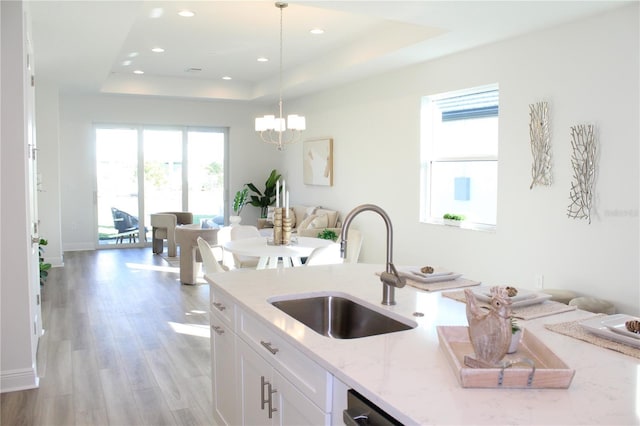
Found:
207,264 -> 639,425
209,290 -> 239,426
237,337 -> 329,425
210,285 -> 336,426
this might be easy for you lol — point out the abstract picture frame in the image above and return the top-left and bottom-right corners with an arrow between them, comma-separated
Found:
303,138 -> 333,186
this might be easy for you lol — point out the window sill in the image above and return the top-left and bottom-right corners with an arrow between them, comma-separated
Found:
423,219 -> 496,233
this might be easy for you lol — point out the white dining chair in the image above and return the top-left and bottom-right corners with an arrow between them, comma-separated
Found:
197,237 -> 228,275
341,229 -> 363,264
305,243 -> 342,266
229,225 -> 261,269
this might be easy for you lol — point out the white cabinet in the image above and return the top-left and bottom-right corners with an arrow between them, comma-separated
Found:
237,337 -> 329,425
210,289 -> 240,425
210,285 -> 333,426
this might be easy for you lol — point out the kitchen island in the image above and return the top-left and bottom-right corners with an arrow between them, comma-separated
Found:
206,263 -> 638,425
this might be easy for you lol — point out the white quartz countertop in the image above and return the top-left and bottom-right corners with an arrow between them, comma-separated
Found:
206,263 -> 639,425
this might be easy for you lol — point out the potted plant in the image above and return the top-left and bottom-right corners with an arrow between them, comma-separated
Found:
246,169 -> 282,218
443,213 -> 465,226
317,229 -> 338,242
508,317 -> 522,354
231,187 -> 248,226
39,238 -> 52,285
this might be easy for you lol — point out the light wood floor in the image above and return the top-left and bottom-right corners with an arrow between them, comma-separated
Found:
1,249 -> 214,426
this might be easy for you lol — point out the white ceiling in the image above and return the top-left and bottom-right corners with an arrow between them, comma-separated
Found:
28,1 -> 631,103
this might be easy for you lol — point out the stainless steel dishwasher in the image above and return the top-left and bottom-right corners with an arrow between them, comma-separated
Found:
343,389 -> 403,425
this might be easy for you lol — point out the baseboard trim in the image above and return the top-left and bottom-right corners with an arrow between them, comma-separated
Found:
0,367 -> 39,393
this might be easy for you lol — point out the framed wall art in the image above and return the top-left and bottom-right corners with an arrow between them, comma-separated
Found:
303,138 -> 333,186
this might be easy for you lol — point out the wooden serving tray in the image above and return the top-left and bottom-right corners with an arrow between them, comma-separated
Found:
437,326 -> 575,389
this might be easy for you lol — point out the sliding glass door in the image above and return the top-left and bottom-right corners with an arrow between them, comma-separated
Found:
96,127 -> 141,246
143,129 -> 183,234
95,125 -> 227,247
186,130 -> 226,225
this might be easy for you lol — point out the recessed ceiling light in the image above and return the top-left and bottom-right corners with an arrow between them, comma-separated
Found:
122,60 -> 132,66
151,47 -> 165,53
257,57 -> 268,62
150,8 -> 163,18
222,76 -> 232,80
310,28 -> 324,35
178,10 -> 195,17
128,52 -> 139,58
133,70 -> 144,75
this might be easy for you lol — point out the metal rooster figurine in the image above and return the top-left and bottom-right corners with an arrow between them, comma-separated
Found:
464,286 -> 513,368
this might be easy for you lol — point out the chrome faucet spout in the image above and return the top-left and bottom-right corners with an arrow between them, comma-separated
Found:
340,204 -> 405,305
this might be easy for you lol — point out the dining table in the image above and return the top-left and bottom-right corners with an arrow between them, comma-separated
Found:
223,236 -> 335,269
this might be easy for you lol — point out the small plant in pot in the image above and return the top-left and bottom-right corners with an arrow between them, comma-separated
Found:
231,187 -> 249,225
317,229 -> 338,242
39,238 -> 52,285
443,213 -> 465,226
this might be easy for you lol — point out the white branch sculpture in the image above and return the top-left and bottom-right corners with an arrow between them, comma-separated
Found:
567,124 -> 597,224
529,102 -> 552,189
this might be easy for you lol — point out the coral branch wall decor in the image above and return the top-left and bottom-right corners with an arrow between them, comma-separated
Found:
529,101 -> 552,189
567,124 -> 597,223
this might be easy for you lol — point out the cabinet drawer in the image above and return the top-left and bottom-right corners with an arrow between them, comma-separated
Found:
210,287 -> 235,329
238,308 -> 333,412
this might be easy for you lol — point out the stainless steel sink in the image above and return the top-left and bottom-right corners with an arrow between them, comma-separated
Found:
270,294 -> 416,339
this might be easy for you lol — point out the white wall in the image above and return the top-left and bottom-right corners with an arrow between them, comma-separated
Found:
280,5 -> 639,315
36,82 -> 64,267
57,94 -> 281,251
1,0 -> 39,391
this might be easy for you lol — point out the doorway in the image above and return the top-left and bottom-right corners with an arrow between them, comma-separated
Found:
95,125 -> 227,247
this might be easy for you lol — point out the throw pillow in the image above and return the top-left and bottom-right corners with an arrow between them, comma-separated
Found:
298,214 -> 329,231
314,208 -> 338,228
309,214 -> 329,229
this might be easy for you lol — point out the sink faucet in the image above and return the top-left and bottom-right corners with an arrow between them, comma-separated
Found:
340,204 -> 405,305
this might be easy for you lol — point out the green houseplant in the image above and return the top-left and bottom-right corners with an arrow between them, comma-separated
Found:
39,238 -> 52,285
233,187 -> 249,215
246,169 -> 282,218
317,229 -> 338,242
443,213 -> 465,226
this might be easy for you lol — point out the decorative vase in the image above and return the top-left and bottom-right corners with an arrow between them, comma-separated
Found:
508,330 -> 522,354
229,215 -> 242,226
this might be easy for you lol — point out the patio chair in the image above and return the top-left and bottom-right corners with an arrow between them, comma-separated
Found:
111,207 -> 140,243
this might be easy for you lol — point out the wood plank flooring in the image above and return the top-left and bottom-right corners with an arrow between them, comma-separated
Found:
1,249 -> 214,425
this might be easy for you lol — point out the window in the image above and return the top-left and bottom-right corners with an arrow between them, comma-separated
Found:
420,84 -> 499,229
95,125 -> 227,246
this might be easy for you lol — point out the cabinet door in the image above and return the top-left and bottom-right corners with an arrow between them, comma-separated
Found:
237,338 -> 276,425
211,315 -> 239,426
273,370 -> 330,426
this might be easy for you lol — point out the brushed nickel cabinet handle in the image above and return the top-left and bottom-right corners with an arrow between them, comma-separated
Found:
260,341 -> 279,355
267,382 -> 277,419
211,325 -> 224,335
212,302 -> 226,311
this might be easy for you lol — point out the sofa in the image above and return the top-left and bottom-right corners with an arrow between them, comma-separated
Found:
256,205 -> 362,263
257,205 -> 341,238
151,211 -> 193,257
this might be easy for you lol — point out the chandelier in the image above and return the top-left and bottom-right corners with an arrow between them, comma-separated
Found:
255,2 -> 306,151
